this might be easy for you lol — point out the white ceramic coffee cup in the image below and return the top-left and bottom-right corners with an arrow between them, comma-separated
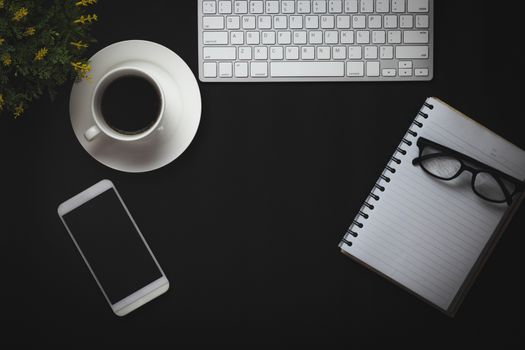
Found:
84,67 -> 165,142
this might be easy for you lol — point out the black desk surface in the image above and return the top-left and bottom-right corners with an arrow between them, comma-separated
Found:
2,1 -> 523,346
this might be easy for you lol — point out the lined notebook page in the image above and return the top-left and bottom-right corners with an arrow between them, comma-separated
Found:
341,97 -> 525,311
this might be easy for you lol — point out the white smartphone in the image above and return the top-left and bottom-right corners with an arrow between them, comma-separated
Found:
57,179 -> 169,316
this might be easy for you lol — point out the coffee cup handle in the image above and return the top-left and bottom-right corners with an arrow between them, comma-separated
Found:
84,125 -> 101,142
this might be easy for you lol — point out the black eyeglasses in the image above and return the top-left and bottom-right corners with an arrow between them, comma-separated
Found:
412,137 -> 524,205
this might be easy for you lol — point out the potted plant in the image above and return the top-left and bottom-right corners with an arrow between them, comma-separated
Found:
0,0 -> 98,118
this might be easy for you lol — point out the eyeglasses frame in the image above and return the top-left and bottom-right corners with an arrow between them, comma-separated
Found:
412,137 -> 524,205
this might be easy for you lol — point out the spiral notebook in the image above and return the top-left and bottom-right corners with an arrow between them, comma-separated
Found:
339,97 -> 525,316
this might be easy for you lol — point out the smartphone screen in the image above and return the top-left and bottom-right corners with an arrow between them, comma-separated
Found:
62,188 -> 162,304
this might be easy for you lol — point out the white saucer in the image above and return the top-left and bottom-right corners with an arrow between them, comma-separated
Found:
70,40 -> 201,173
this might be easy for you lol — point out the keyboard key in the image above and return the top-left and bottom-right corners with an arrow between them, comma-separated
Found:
231,31 -> 244,44
294,31 -> 308,44
372,31 -> 386,44
380,46 -> 394,59
271,62 -> 344,77
317,46 -> 331,59
239,46 -> 252,59
398,61 -> 412,68
357,31 -> 370,44
298,1 -> 312,13
329,1 -> 343,13
344,0 -> 358,13
290,16 -> 303,29
219,62 -> 233,77
302,46 -> 315,59
262,31 -> 276,44
348,46 -> 362,59
242,16 -> 256,29
332,46 -> 347,59
388,30 -> 402,44
384,15 -> 398,29
286,46 -> 300,59
278,31 -> 292,44
376,0 -> 389,13
382,68 -> 396,77
250,62 -> 268,77
399,68 -> 413,76
408,0 -> 429,13
204,31 -> 228,45
404,30 -> 429,43
415,68 -> 429,76
336,15 -> 351,29
368,15 -> 382,29
396,45 -> 429,59
203,16 -> 224,29
313,1 -> 327,13
347,62 -> 364,76
203,62 -> 217,77
249,1 -> 263,14
254,46 -> 268,60
219,1 -> 232,14
352,16 -> 366,29
360,0 -> 374,13
366,62 -> 380,76
234,62 -> 248,77
325,31 -> 339,44
321,15 -> 335,29
247,31 -> 260,44
364,46 -> 378,59
203,1 -> 216,14
416,15 -> 429,28
392,0 -> 405,13
204,47 -> 236,60
309,31 -> 323,44
226,16 -> 240,29
266,1 -> 279,14
305,16 -> 319,28
234,1 -> 248,13
270,46 -> 284,59
258,16 -> 272,29
282,1 -> 296,14
340,30 -> 354,44
400,15 -> 414,28
274,16 -> 287,29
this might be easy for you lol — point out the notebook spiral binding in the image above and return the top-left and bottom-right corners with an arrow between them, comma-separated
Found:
340,101 -> 435,248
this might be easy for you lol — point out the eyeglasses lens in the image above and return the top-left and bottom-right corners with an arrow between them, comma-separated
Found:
420,146 -> 462,180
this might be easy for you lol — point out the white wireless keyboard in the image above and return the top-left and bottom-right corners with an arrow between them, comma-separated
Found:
198,0 -> 433,82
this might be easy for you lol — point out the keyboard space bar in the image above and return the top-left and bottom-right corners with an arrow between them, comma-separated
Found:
271,62 -> 345,77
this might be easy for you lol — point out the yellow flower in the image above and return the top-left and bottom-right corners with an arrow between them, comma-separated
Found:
14,102 -> 24,119
13,7 -> 29,21
0,94 -> 4,111
70,40 -> 88,49
24,27 -> 36,36
0,36 -> 4,46
74,14 -> 97,25
76,0 -> 97,6
34,47 -> 48,61
71,61 -> 91,79
1,53 -> 11,66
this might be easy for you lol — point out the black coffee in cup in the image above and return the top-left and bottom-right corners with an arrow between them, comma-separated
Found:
100,75 -> 161,134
